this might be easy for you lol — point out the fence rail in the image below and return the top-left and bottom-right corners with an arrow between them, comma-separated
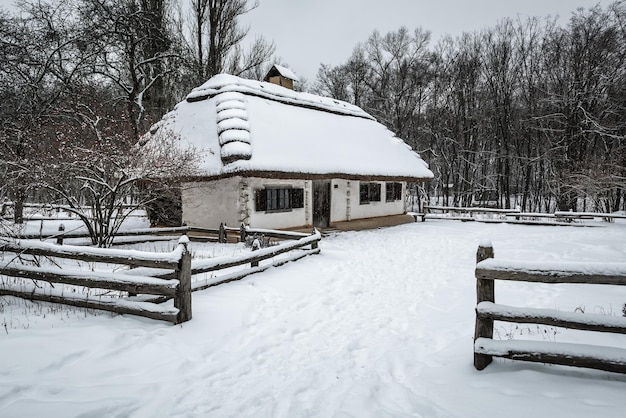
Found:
473,244 -> 626,374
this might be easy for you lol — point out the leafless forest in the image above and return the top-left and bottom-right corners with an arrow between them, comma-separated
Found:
317,2 -> 626,212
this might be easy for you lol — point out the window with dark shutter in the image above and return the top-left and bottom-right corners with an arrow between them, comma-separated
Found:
255,189 -> 267,211
386,182 -> 394,202
360,183 -> 370,204
255,187 -> 305,212
394,182 -> 402,200
370,183 -> 381,202
291,188 -> 304,208
386,182 -> 402,201
360,182 -> 382,204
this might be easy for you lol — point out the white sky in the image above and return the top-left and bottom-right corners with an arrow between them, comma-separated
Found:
0,0 -> 616,83
241,0 -> 616,82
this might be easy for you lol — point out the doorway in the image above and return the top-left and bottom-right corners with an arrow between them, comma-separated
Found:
312,180 -> 331,229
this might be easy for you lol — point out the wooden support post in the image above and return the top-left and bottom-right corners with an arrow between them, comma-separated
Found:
311,227 -> 318,250
251,238 -> 260,267
240,223 -> 246,243
175,236 -> 192,324
218,222 -> 226,243
56,224 -> 65,245
474,243 -> 495,370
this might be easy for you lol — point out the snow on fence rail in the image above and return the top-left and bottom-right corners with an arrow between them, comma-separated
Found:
1,225 -> 321,323
473,244 -> 626,374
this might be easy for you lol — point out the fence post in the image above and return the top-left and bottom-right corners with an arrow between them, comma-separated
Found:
474,243 -> 495,370
311,227 -> 318,250
251,238 -> 260,267
56,224 -> 65,245
240,223 -> 246,243
218,222 -> 226,243
175,236 -> 192,324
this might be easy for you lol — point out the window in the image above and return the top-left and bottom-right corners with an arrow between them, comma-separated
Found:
255,187 -> 304,212
359,182 -> 381,205
386,182 -> 403,202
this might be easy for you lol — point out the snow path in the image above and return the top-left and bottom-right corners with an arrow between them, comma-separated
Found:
1,222 -> 626,417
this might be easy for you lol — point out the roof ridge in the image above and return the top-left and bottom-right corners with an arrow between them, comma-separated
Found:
186,74 -> 375,121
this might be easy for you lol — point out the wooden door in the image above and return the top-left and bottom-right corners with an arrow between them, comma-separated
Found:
312,180 -> 331,228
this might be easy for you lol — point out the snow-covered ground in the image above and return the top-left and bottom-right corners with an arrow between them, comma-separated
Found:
1,220 -> 626,417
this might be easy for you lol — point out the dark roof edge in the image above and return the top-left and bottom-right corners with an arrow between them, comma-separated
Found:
178,170 -> 433,183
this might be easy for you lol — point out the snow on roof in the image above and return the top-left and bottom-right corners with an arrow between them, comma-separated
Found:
147,74 -> 433,181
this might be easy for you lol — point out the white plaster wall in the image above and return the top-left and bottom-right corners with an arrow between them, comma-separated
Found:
330,179 -> 350,222
181,178 -> 241,228
183,177 -> 405,229
246,178 -> 311,229
333,180 -> 405,222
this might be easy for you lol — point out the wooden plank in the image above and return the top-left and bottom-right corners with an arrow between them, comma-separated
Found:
0,265 -> 178,296
0,287 -> 178,323
242,227 -> 310,240
424,215 -> 476,222
554,211 -> 626,219
424,205 -> 520,214
475,338 -> 626,374
477,302 -> 626,334
505,213 -> 555,218
475,266 -> 626,285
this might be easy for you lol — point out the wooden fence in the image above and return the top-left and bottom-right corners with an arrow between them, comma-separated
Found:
473,244 -> 626,374
420,206 -> 520,222
128,226 -> 321,292
419,206 -> 626,226
7,222 -> 311,244
1,225 -> 321,323
0,237 -> 191,324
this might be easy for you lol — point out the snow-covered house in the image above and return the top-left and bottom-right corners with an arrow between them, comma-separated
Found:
144,71 -> 433,230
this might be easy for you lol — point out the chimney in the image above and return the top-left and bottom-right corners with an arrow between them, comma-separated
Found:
263,64 -> 299,90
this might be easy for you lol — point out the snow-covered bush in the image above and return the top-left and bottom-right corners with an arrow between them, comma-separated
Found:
244,234 -> 275,249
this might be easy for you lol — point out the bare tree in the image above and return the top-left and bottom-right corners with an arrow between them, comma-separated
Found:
181,0 -> 274,85
0,0 -> 96,223
77,0 -> 178,140
42,85 -> 201,247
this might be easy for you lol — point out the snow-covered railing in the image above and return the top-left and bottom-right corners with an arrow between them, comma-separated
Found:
473,244 -> 626,374
422,206 -> 625,226
0,237 -> 192,324
422,206 -> 520,222
190,230 -> 321,291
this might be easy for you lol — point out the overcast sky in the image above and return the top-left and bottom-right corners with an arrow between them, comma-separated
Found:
0,0 -> 616,82
242,0 -> 616,82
